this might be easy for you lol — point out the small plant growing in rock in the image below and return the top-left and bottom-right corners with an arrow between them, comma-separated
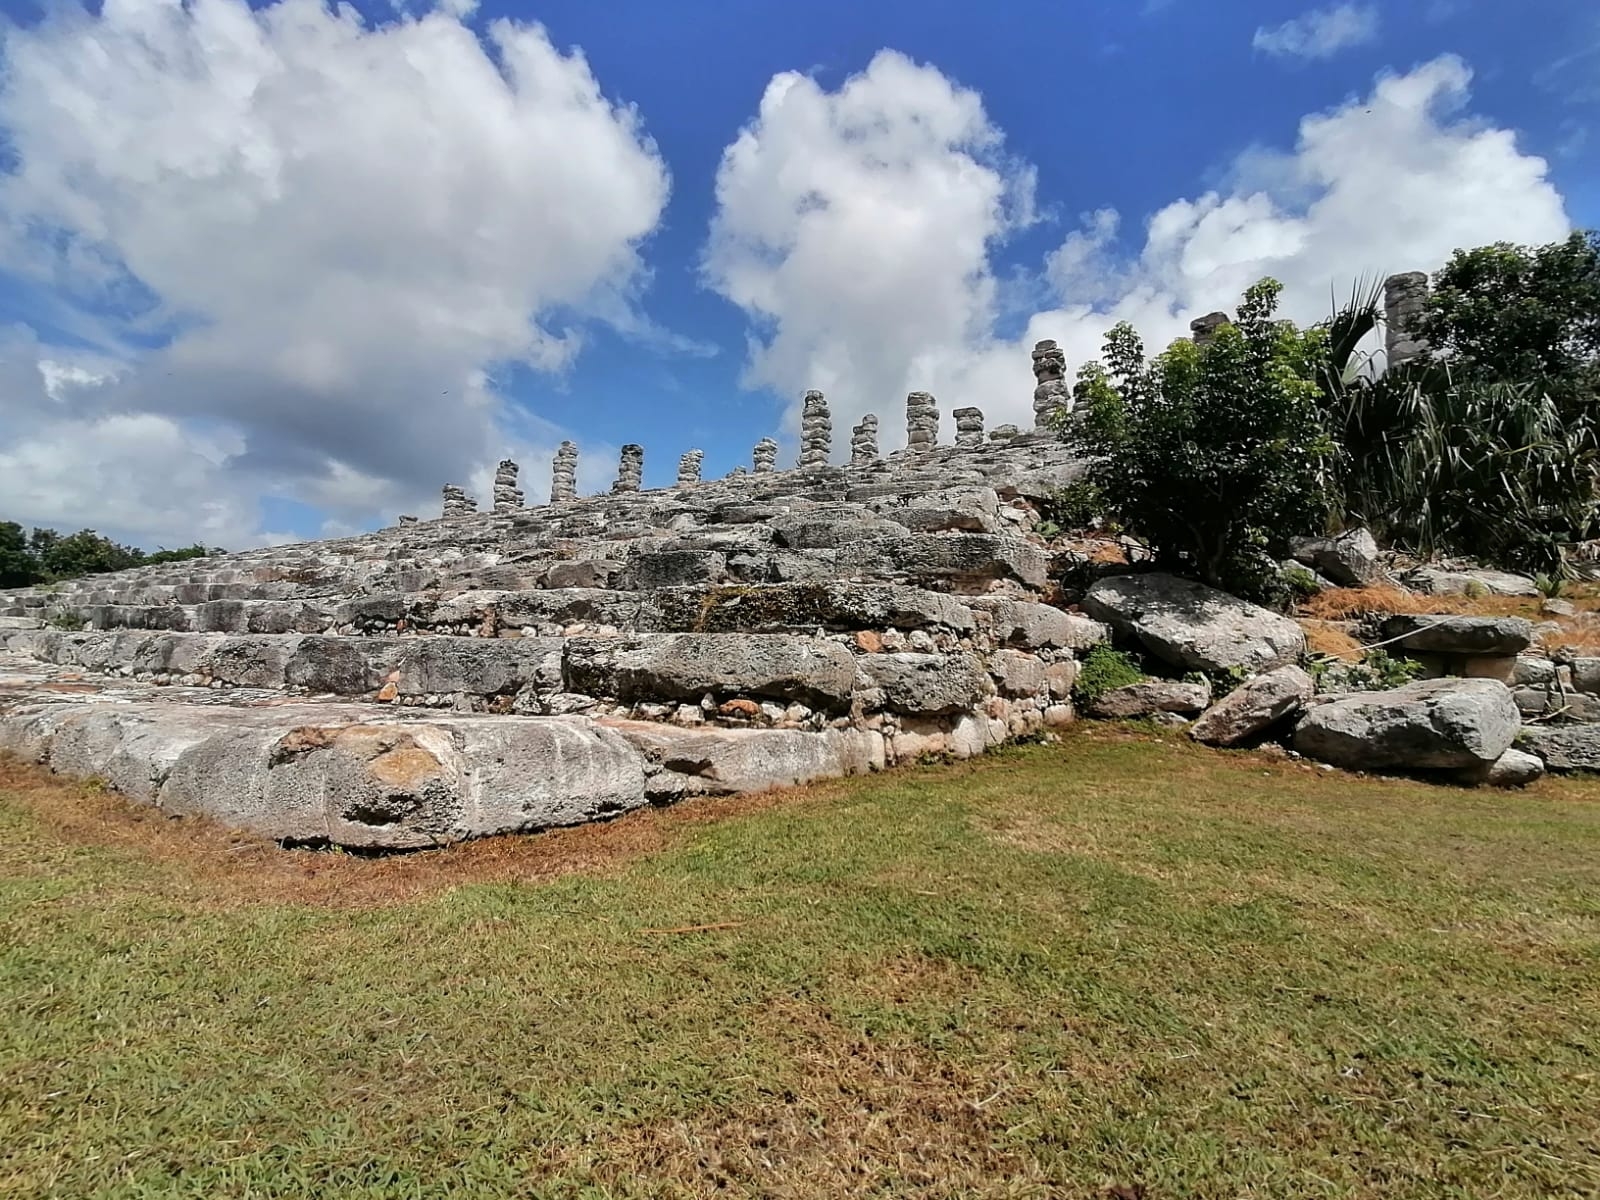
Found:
1280,564 -> 1322,601
1463,579 -> 1490,600
1536,573 -> 1566,599
1072,644 -> 1145,707
1311,648 -> 1423,693
45,609 -> 86,631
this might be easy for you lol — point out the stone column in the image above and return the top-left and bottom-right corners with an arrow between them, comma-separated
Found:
612,444 -> 644,494
1031,340 -> 1070,428
550,441 -> 578,503
989,424 -> 1019,443
753,437 -> 778,474
798,390 -> 832,467
676,449 -> 704,488
441,484 -> 476,518
953,406 -> 984,448
397,514 -> 418,526
1384,271 -> 1430,367
850,414 -> 879,465
492,459 -> 523,512
1189,312 -> 1231,347
726,465 -> 748,478
905,391 -> 939,453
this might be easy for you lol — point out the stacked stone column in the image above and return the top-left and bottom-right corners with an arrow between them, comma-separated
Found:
799,390 -> 832,467
441,485 -> 476,518
1384,272 -> 1430,367
1031,340 -> 1069,428
905,391 -> 939,454
492,459 -> 523,512
953,407 -> 984,448
752,437 -> 778,473
676,449 -> 704,488
850,414 -> 879,465
612,444 -> 644,494
1189,312 -> 1231,347
550,441 -> 578,503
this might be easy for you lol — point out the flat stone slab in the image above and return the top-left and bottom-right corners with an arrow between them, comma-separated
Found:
1292,678 -> 1520,772
1082,573 -> 1305,673
1517,725 -> 1600,773
1378,615 -> 1534,657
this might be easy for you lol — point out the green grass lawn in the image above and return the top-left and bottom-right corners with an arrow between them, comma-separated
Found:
2,727 -> 1598,1199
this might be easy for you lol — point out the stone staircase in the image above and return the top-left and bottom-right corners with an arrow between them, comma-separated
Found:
0,433 -> 1108,849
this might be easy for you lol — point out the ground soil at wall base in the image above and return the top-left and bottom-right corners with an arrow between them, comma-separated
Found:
2,727 -> 1598,1199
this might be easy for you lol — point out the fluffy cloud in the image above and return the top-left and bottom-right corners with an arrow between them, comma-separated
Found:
1254,4 -> 1380,61
0,0 -> 668,546
705,54 -> 1571,449
702,50 -> 1035,443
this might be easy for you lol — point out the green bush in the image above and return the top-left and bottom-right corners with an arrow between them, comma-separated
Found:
1060,279 -> 1335,600
1072,644 -> 1146,707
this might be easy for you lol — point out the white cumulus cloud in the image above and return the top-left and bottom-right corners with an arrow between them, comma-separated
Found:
1254,4 -> 1380,62
704,54 -> 1571,450
0,0 -> 669,546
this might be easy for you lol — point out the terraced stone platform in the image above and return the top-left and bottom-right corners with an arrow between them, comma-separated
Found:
1,433 -> 1103,848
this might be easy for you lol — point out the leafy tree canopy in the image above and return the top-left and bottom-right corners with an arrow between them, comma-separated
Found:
1061,278 -> 1336,599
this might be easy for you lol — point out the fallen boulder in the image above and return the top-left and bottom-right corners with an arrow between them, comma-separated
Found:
1291,678 -> 1520,771
1404,568 -> 1540,598
1082,573 -> 1305,674
1458,748 -> 1545,788
1291,528 -> 1388,588
1189,665 -> 1314,747
1377,615 -> 1534,657
1087,678 -> 1210,720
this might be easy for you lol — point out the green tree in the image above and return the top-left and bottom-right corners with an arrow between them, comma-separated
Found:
0,521 -> 43,588
1061,278 -> 1336,598
36,529 -> 145,579
1416,230 -> 1600,420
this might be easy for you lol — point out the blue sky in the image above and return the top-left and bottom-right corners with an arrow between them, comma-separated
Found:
0,0 -> 1594,547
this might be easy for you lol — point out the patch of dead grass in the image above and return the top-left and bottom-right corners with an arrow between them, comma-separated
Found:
0,754 -> 826,911
1299,585 -> 1543,621
1298,618 -> 1365,660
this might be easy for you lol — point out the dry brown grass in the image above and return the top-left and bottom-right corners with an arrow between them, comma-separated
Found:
1298,585 -> 1544,621
0,754 -> 819,911
1297,618 -> 1365,660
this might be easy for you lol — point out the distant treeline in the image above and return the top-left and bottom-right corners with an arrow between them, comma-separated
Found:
0,522 -> 222,589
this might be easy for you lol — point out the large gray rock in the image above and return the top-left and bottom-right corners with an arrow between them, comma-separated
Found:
1405,568 -> 1540,598
563,634 -> 858,710
1291,528 -> 1388,588
1189,665 -> 1314,747
1292,678 -> 1520,771
859,652 -> 991,715
972,598 -> 1107,651
1087,678 -> 1210,720
1082,573 -> 1305,673
1517,724 -> 1600,773
0,698 -> 649,850
1377,615 -> 1534,657
606,720 -> 883,800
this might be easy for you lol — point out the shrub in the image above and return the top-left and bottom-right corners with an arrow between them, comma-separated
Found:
1072,644 -> 1145,707
1060,279 -> 1335,600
